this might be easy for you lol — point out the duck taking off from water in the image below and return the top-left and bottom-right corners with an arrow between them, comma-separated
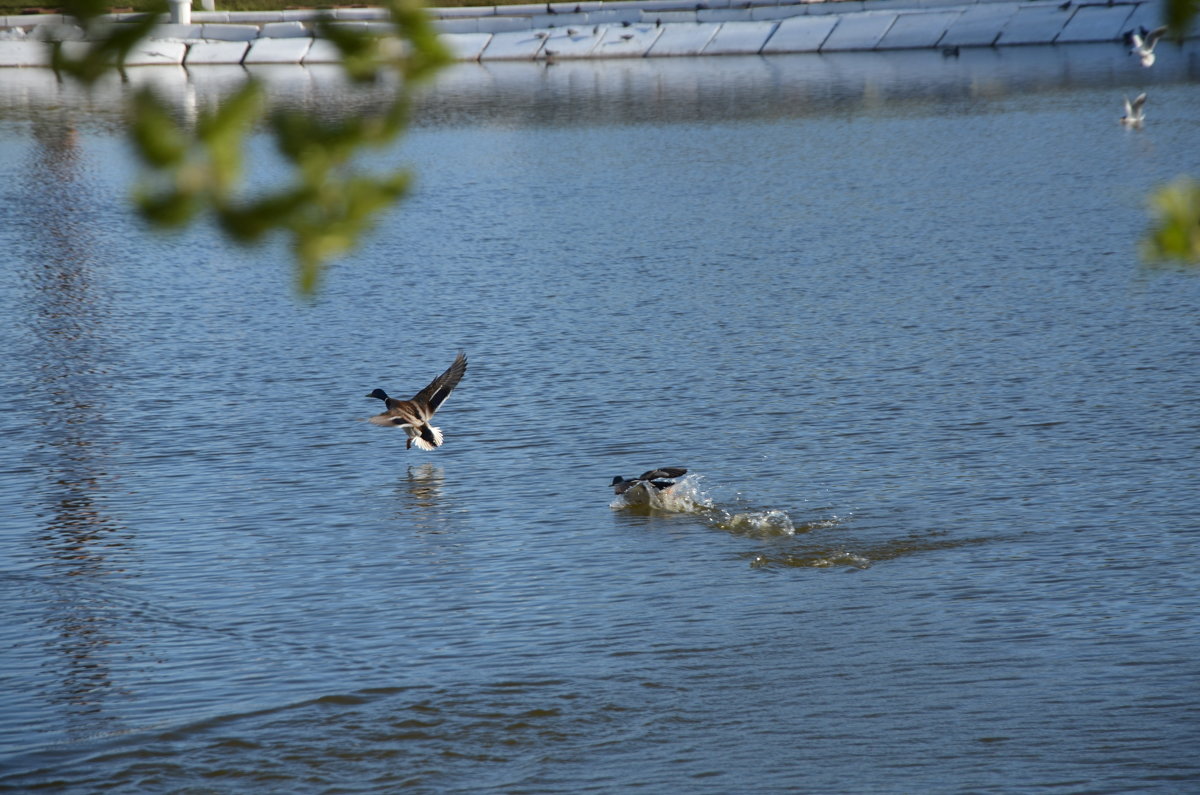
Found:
1124,25 -> 1167,67
1121,92 -> 1147,127
367,352 -> 467,450
611,468 -> 688,495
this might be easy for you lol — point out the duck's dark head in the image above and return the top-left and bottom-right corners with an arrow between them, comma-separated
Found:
366,388 -> 389,401
611,476 -> 626,486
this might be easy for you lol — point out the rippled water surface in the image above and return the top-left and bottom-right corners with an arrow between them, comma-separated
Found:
2,46 -> 1199,792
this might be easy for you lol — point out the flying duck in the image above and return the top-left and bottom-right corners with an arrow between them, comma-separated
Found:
1120,92 -> 1146,127
366,352 -> 467,450
1124,25 -> 1167,67
611,467 -> 688,495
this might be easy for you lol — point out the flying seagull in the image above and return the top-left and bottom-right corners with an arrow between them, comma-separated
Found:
611,468 -> 688,495
366,352 -> 468,450
1120,92 -> 1146,127
1124,25 -> 1167,67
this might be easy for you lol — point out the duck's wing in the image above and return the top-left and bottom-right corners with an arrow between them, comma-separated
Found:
637,467 -> 687,481
368,413 -> 415,428
410,352 -> 468,413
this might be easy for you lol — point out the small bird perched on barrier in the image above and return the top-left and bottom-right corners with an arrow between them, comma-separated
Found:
366,352 -> 468,450
611,468 -> 688,495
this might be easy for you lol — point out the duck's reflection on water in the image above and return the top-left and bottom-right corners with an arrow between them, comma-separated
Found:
394,463 -> 453,534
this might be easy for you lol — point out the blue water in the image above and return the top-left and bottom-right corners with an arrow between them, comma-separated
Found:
1,46 -> 1199,792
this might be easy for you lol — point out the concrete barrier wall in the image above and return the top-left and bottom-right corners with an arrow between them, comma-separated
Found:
0,0 -> 1191,67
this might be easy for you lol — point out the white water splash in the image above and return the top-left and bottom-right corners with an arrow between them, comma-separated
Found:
612,474 -> 801,537
716,508 -> 796,536
609,473 -> 713,513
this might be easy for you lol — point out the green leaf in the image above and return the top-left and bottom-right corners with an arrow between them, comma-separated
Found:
1164,0 -> 1199,35
130,89 -> 188,168
1142,177 -> 1200,264
55,0 -> 445,294
136,187 -> 200,227
51,3 -> 164,84
216,189 -> 312,243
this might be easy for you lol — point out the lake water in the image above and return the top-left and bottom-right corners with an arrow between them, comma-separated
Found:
2,44 -> 1199,792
